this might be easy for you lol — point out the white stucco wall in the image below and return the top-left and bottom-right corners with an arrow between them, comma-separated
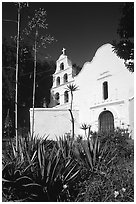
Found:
74,44 -> 134,133
30,108 -> 79,140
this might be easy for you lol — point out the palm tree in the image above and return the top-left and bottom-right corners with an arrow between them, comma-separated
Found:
65,84 -> 78,138
66,84 -> 78,111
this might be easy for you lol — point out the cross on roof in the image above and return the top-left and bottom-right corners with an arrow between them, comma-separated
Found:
62,48 -> 66,55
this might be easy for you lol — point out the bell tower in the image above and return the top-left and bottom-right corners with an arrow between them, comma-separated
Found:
51,48 -> 74,108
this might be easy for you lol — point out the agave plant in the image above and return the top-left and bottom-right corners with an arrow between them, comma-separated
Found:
35,141 -> 80,201
3,135 -> 81,201
56,134 -> 75,160
2,166 -> 38,202
2,135 -> 48,201
77,134 -> 117,174
2,149 -> 39,202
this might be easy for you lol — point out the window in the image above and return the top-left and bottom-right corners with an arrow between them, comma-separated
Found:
64,91 -> 69,103
60,62 -> 64,70
63,73 -> 68,83
55,92 -> 60,105
103,81 -> 108,100
56,77 -> 60,86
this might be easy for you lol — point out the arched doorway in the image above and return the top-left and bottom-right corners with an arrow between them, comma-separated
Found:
99,111 -> 114,132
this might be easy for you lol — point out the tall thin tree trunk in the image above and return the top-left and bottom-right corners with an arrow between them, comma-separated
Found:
15,3 -> 20,152
32,30 -> 38,138
70,91 -> 73,111
69,91 -> 74,138
69,109 -> 74,139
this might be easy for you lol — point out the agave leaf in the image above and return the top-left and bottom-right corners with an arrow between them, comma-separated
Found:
11,142 -> 17,158
18,138 -> 24,162
25,150 -> 35,173
63,163 -> 77,182
48,150 -> 61,182
12,197 -> 31,202
23,183 -> 42,187
93,136 -> 98,166
23,163 -> 36,174
2,162 -> 12,171
37,146 -> 46,179
14,169 -> 21,178
50,154 -> 61,184
46,162 -> 51,183
14,176 -> 34,186
63,159 -> 75,176
49,143 -> 57,160
88,137 -> 93,152
65,159 -> 71,169
41,143 -> 46,156
30,193 -> 38,197
38,143 -> 42,169
97,139 -> 100,153
42,143 -> 46,166
31,150 -> 37,162
26,149 -> 31,164
23,183 -> 43,195
86,151 -> 93,170
87,125 -> 91,138
47,144 -> 56,181
66,169 -> 80,183
81,141 -> 93,170
2,178 -> 14,183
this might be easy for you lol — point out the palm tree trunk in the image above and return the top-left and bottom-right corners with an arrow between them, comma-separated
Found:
69,109 -> 74,139
70,91 -> 73,111
69,91 -> 74,138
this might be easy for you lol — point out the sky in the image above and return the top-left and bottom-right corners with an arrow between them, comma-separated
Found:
2,1 -> 124,67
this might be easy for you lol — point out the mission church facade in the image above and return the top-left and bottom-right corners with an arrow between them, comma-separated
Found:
30,44 -> 134,139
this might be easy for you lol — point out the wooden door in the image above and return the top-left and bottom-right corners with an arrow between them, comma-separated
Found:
99,111 -> 114,132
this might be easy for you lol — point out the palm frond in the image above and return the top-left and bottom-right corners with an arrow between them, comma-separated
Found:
65,83 -> 79,92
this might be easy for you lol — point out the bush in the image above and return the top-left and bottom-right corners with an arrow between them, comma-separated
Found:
76,161 -> 134,202
97,129 -> 134,160
76,129 -> 134,202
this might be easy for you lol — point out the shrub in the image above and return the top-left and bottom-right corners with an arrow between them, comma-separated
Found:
76,129 -> 134,202
96,129 -> 134,160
